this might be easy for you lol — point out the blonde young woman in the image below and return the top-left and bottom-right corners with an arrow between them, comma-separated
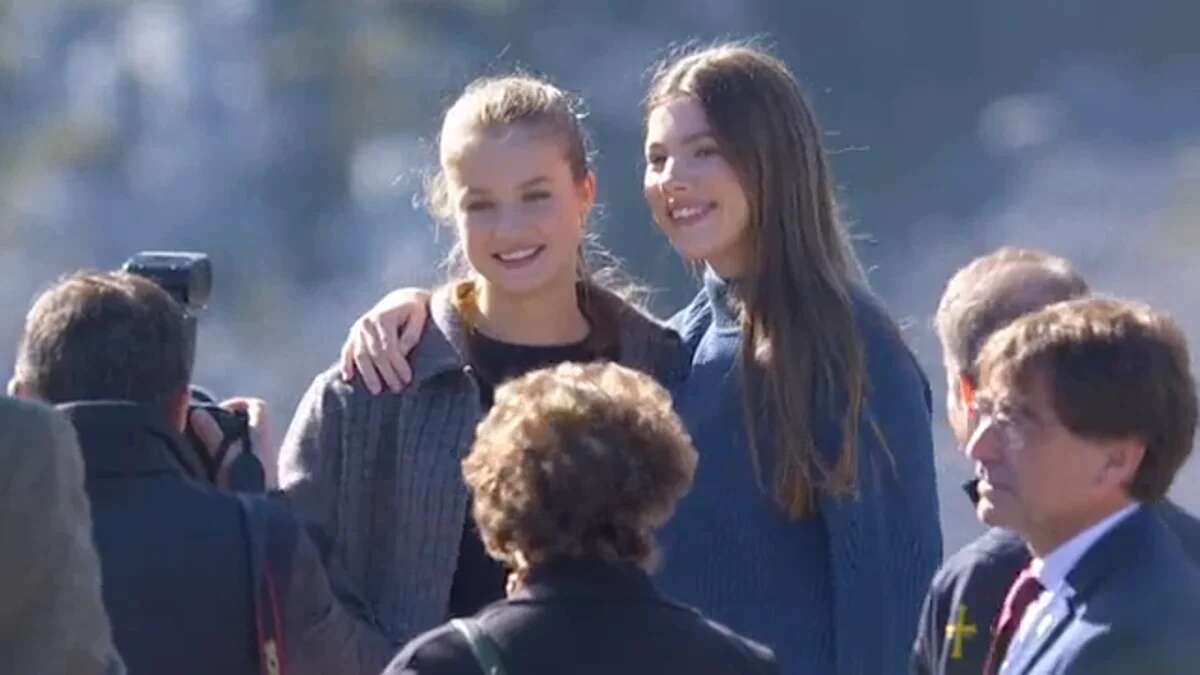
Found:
340,43 -> 942,674
277,75 -> 687,646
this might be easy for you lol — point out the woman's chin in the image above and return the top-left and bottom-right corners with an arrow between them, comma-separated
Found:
478,263 -> 573,299
664,237 -> 713,267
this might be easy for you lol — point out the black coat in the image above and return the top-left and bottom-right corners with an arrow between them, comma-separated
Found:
384,558 -> 778,675
64,401 -> 393,675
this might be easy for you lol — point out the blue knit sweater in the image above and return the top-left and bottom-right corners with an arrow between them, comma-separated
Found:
656,272 -> 942,675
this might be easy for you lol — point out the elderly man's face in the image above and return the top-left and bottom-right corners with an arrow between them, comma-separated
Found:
964,368 -> 1113,551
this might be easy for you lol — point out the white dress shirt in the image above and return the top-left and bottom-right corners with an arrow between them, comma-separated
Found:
1011,503 -> 1141,649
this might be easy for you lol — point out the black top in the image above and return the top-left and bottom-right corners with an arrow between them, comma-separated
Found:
446,330 -> 617,620
387,558 -> 779,675
466,329 -> 612,409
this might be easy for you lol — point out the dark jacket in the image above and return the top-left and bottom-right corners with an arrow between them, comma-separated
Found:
1002,506 -> 1200,674
912,500 -> 1200,675
383,558 -> 778,675
65,401 -> 394,675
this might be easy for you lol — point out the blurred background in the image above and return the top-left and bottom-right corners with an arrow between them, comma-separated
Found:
2,0 -> 1198,552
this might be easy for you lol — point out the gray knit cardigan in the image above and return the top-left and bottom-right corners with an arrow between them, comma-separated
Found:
278,283 -> 688,644
0,396 -> 123,675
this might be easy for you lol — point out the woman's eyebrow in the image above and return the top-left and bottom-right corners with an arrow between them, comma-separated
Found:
517,176 -> 550,189
681,130 -> 716,144
645,130 -> 716,150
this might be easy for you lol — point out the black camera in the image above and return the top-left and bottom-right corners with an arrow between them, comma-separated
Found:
122,251 -> 213,312
122,251 -> 264,491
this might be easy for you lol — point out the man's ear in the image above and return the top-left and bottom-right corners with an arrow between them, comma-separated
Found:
958,372 -> 977,408
168,386 -> 191,433
1102,438 -> 1147,492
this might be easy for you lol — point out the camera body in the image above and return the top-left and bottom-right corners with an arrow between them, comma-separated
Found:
122,251 -> 264,491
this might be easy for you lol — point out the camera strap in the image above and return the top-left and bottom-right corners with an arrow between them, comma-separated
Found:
237,494 -> 287,675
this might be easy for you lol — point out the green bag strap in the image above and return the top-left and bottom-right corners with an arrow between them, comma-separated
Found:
450,618 -> 510,675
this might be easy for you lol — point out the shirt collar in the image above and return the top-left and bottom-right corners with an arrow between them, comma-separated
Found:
1032,502 -> 1140,592
57,400 -> 192,477
702,267 -> 744,332
510,558 -> 659,603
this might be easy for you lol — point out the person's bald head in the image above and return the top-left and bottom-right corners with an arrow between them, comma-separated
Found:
935,247 -> 1088,442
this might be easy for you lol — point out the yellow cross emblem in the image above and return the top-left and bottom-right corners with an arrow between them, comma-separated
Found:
944,605 -> 978,660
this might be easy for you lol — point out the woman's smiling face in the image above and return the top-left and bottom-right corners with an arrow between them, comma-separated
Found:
643,95 -> 752,278
447,123 -> 593,297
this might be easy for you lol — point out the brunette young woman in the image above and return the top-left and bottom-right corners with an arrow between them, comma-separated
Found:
277,74 -> 687,647
339,43 -> 941,674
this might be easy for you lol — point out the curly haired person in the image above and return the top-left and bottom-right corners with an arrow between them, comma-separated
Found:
383,362 -> 777,675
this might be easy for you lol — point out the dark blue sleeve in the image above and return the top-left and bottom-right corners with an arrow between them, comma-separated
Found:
819,290 -> 943,675
260,498 -> 396,675
867,309 -> 944,672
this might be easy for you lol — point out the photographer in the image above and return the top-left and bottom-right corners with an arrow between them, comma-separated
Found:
7,270 -> 394,675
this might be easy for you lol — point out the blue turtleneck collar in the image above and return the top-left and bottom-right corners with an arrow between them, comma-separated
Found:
702,268 -> 744,332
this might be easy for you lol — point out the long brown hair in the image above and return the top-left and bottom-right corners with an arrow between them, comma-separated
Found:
647,42 -> 870,518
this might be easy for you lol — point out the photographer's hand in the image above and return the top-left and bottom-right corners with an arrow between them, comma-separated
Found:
189,397 -> 277,489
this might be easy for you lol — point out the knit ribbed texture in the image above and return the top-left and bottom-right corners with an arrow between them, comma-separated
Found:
659,272 -> 942,675
0,397 -> 121,675
278,283 -> 688,645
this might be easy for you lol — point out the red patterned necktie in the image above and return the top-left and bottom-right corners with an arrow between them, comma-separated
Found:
983,567 -> 1044,675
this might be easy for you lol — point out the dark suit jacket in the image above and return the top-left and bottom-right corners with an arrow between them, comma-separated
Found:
65,401 -> 393,675
1000,506 -> 1200,674
912,500 -> 1200,675
912,526 -> 1027,675
384,558 -> 778,675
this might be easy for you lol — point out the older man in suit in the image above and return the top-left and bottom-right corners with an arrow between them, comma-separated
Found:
0,395 -> 122,675
912,248 -> 1200,675
966,296 -> 1200,674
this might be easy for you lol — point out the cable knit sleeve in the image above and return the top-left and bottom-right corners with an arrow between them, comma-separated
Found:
278,367 -> 349,552
819,292 -> 943,675
262,500 -> 396,675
